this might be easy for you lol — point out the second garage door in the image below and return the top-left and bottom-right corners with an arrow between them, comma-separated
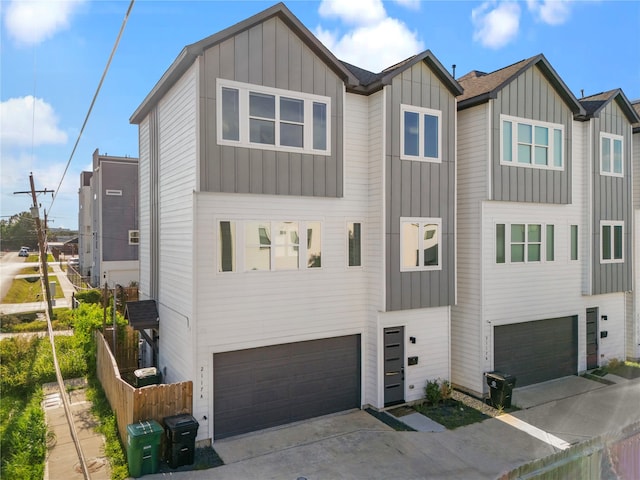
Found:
494,316 -> 578,387
213,335 -> 361,439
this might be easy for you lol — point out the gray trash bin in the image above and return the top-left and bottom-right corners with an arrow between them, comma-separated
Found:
485,371 -> 516,408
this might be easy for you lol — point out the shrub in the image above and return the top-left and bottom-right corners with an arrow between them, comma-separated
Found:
440,379 -> 452,400
75,289 -> 103,304
425,379 -> 442,405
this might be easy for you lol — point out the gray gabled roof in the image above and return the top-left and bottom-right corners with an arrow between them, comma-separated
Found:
457,54 -> 584,115
576,88 -> 640,125
124,300 -> 159,330
130,2 -> 359,124
343,50 -> 462,96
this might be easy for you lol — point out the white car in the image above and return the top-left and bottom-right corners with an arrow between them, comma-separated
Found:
67,257 -> 79,267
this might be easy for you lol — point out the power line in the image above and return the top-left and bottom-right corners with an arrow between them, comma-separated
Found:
49,0 -> 135,213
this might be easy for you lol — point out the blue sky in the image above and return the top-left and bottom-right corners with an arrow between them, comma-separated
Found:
1,0 -> 639,229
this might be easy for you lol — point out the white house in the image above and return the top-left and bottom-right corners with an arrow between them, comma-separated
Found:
452,56 -> 639,396
129,2 -> 462,442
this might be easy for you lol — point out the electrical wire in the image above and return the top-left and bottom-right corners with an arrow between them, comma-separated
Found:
48,0 -> 135,214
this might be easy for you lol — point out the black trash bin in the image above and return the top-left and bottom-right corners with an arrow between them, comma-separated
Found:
134,367 -> 161,388
163,414 -> 199,468
485,371 -> 516,408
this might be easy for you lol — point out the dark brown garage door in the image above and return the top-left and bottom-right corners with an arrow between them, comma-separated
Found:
494,316 -> 578,387
213,335 -> 361,439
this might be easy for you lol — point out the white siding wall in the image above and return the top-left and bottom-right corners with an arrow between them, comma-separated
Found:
138,117 -> 151,299
156,62 -> 198,384
194,90 -> 372,437
633,132 -> 640,360
451,104 -> 488,394
101,260 -> 139,287
595,294 -> 627,365
365,89 -> 385,407
378,307 -> 450,404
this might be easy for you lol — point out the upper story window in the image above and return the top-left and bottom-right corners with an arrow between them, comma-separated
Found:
600,221 -> 623,263
600,132 -> 623,177
496,222 -> 555,264
128,230 -> 139,245
217,79 -> 330,156
400,105 -> 441,162
501,115 -> 564,170
400,218 -> 442,271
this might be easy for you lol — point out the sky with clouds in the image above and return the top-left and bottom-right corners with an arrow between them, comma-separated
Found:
1,0 -> 639,229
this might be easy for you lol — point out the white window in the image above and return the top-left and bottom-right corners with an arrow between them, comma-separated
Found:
600,221 -> 624,263
600,133 -> 623,176
501,115 -> 564,170
128,230 -> 139,245
496,223 -> 555,263
347,222 -> 362,267
106,189 -> 122,196
217,79 -> 330,155
400,218 -> 442,271
400,105 -> 441,162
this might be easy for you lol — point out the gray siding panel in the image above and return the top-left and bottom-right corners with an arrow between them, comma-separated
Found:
385,61 -> 456,311
200,16 -> 344,198
492,65 -> 573,204
591,101 -> 633,294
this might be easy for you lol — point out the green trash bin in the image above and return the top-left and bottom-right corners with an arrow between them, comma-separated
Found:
127,420 -> 163,477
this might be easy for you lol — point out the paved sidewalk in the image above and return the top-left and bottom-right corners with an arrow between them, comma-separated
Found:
43,379 -> 110,480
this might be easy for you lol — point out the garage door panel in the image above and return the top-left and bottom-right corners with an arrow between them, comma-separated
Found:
494,316 -> 577,387
214,335 -> 360,439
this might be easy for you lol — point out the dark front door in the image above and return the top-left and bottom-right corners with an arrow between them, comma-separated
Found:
383,326 -> 404,406
586,307 -> 598,369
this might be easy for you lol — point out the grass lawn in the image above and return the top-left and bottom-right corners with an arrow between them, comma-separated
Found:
2,276 -> 63,303
413,399 -> 490,429
607,360 -> 640,379
25,253 -> 54,263
18,265 -> 53,275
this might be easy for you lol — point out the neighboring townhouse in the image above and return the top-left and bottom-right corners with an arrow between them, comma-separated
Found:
452,55 -> 637,397
78,171 -> 93,277
631,99 -> 640,362
129,2 -> 461,443
78,149 -> 140,288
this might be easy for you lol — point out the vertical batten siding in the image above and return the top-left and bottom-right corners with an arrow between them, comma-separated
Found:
379,306 -> 450,403
451,104 -> 489,394
492,65 -> 573,204
193,92 -> 371,426
138,118 -> 151,297
201,17 -> 344,197
366,90 -> 385,407
156,62 -> 199,383
384,62 -> 456,311
591,101 -> 633,295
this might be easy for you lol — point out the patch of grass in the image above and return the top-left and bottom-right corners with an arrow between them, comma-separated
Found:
26,253 -> 54,263
0,309 -> 74,333
414,399 -> 490,429
18,265 -> 53,275
2,275 -> 63,303
606,359 -> 640,379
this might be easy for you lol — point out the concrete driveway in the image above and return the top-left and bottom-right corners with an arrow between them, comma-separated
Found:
144,376 -> 640,480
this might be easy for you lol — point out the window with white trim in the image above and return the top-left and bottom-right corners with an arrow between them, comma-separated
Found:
217,79 -> 330,155
400,105 -> 441,162
501,115 -> 563,170
600,132 -> 623,176
496,223 -> 555,263
128,230 -> 139,245
400,218 -> 441,271
347,222 -> 362,267
218,220 -> 321,272
600,221 -> 623,263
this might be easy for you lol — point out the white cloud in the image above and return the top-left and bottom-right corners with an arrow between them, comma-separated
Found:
393,0 -> 421,10
3,0 -> 85,46
318,0 -> 386,26
472,1 -> 521,49
527,0 -> 572,25
0,96 -> 68,147
317,17 -> 424,73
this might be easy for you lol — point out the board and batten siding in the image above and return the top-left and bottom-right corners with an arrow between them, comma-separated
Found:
492,65 -> 573,204
200,16 -> 344,197
590,100 -> 633,295
451,104 -> 489,394
384,61 -> 456,311
101,161 -> 138,262
138,117 -> 151,297
155,61 -> 199,383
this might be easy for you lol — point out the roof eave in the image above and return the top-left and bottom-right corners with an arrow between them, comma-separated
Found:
457,92 -> 494,111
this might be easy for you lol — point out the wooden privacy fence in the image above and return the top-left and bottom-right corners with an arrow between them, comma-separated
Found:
95,331 -> 193,444
499,420 -> 640,480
